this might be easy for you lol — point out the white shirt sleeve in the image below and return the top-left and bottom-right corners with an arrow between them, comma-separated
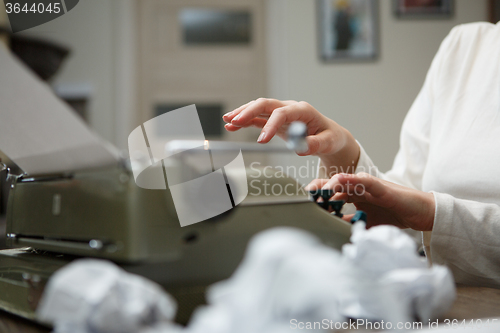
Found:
430,192 -> 500,287
351,24 -> 500,287
355,25 -> 457,187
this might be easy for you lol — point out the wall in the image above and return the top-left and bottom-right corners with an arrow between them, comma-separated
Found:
18,0 -> 136,150
266,0 -> 487,176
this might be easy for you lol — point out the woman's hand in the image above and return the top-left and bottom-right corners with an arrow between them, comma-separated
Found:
306,173 -> 435,231
223,98 -> 360,174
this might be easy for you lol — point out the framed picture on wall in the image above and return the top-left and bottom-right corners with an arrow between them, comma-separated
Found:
317,0 -> 378,62
179,8 -> 252,45
489,0 -> 500,23
394,0 -> 453,18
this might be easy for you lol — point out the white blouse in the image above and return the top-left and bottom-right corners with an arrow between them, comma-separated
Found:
354,22 -> 500,288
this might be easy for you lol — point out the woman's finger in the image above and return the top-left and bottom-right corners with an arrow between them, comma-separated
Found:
257,103 -> 314,143
304,178 -> 330,192
321,174 -> 348,193
230,98 -> 287,127
225,99 -> 297,124
224,124 -> 242,132
223,100 -> 255,123
224,118 -> 267,132
336,173 -> 387,198
342,213 -> 355,223
320,173 -> 377,204
299,130 -> 334,156
331,192 -> 349,202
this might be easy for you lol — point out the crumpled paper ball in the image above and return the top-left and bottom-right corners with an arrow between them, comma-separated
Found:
37,259 -> 179,333
37,223 -> 456,333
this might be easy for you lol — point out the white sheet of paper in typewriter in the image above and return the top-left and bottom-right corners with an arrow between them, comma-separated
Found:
0,44 -> 119,175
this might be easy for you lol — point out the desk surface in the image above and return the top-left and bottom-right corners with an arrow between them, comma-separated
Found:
0,285 -> 499,332
441,285 -> 500,321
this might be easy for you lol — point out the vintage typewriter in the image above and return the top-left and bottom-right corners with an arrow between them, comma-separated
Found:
0,44 -> 354,325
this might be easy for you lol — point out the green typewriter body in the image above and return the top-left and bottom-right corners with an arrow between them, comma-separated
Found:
0,165 -> 351,324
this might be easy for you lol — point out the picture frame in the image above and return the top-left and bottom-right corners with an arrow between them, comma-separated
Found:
394,0 -> 453,19
317,0 -> 378,62
179,8 -> 252,46
489,0 -> 500,23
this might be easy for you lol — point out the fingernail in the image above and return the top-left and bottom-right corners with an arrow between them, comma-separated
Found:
299,149 -> 310,156
223,111 -> 233,118
257,131 -> 266,143
232,114 -> 242,122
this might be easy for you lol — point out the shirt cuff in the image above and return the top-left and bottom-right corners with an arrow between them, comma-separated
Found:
424,191 -> 455,267
422,191 -> 438,248
423,230 -> 433,266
